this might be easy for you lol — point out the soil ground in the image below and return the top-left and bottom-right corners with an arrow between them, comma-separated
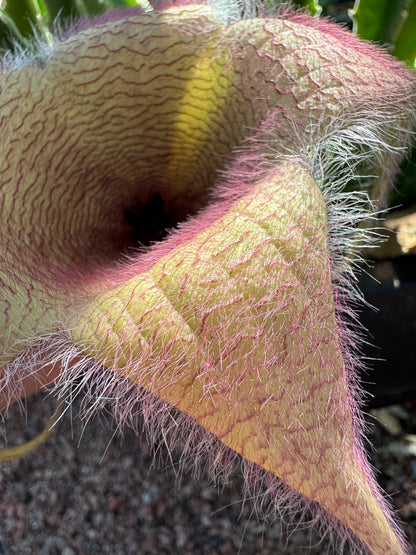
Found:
0,393 -> 415,554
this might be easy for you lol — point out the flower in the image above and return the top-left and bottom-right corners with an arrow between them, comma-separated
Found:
0,2 -> 415,553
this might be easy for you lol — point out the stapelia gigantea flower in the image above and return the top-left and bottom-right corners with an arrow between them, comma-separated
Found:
0,2 -> 415,553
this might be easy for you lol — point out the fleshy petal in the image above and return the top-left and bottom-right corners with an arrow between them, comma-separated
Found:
0,4 -> 413,355
70,160 -> 404,554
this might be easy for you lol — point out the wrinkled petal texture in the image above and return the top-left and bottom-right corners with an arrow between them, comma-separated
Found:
73,161 -> 401,554
1,3 -> 415,554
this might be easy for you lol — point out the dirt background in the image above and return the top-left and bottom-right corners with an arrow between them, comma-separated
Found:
0,392 -> 415,555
